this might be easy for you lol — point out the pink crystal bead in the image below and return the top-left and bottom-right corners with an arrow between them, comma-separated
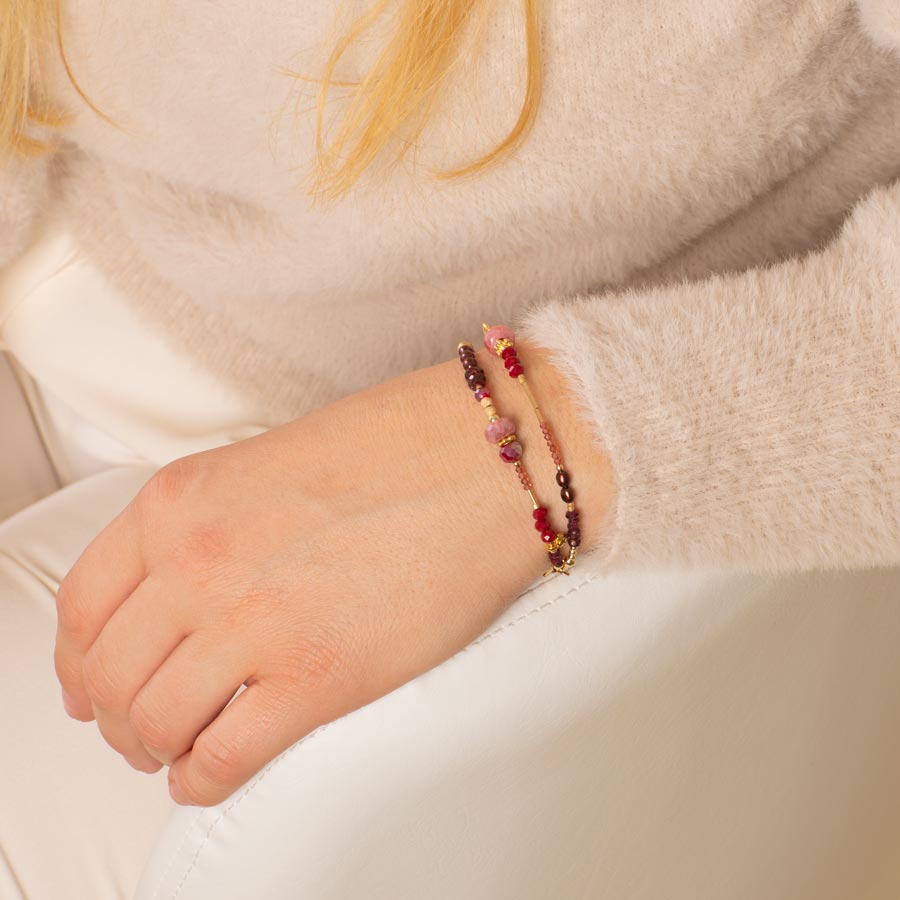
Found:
498,440 -> 523,463
483,325 -> 515,354
484,417 -> 515,443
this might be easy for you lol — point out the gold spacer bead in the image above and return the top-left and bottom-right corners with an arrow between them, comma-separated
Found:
545,533 -> 566,552
566,502 -> 576,511
457,341 -> 474,351
497,433 -> 518,448
494,337 -> 513,354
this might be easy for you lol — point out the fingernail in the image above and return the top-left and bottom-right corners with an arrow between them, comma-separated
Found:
169,776 -> 189,805
61,689 -> 77,717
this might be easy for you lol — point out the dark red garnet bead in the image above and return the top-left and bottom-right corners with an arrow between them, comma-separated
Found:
532,507 -> 547,520
500,346 -> 517,360
503,355 -> 519,369
508,364 -> 524,377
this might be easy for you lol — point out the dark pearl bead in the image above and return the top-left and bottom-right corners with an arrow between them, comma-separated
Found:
508,364 -> 524,377
555,469 -> 570,487
532,507 -> 547,520
560,487 -> 574,503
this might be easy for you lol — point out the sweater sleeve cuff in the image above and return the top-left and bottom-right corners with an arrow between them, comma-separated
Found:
512,181 -> 900,574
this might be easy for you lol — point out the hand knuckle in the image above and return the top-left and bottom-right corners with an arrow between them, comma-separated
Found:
55,575 -> 94,643
129,700 -> 174,759
180,774 -> 223,808
54,644 -> 82,693
81,648 -> 124,709
192,731 -> 242,787
143,456 -> 205,507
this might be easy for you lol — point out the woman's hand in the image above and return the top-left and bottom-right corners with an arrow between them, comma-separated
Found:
53,339 -> 615,807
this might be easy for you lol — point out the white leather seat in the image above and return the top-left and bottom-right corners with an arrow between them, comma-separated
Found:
4,222 -> 900,900
136,563 -> 900,900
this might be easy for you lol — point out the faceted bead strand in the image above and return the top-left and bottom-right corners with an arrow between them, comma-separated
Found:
565,509 -> 581,548
515,463 -> 534,491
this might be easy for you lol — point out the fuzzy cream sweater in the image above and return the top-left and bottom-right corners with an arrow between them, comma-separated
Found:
3,0 -> 900,574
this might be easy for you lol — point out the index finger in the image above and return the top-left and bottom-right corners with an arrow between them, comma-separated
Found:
54,496 -> 147,720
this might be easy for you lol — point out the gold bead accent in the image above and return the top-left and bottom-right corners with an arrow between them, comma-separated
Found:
457,341 -> 474,351
566,502 -> 576,511
494,337 -> 513,354
497,433 -> 518,448
545,532 -> 566,552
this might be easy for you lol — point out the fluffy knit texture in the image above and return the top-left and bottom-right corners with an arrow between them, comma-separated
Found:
2,0 -> 900,574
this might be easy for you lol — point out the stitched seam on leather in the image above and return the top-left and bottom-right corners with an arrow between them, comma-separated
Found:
162,571 -> 605,899
147,809 -> 207,900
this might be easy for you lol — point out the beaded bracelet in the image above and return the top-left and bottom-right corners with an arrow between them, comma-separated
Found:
481,323 -> 581,575
456,337 -> 579,577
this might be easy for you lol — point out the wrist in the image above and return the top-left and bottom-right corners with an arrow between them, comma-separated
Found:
510,337 -> 615,558
430,336 -> 615,582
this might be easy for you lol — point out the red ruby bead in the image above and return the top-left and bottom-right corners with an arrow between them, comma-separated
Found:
500,346 -> 517,359
508,364 -> 524,377
503,355 -> 519,369
532,507 -> 548,520
534,520 -> 546,532
498,440 -> 523,463
540,529 -> 556,543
